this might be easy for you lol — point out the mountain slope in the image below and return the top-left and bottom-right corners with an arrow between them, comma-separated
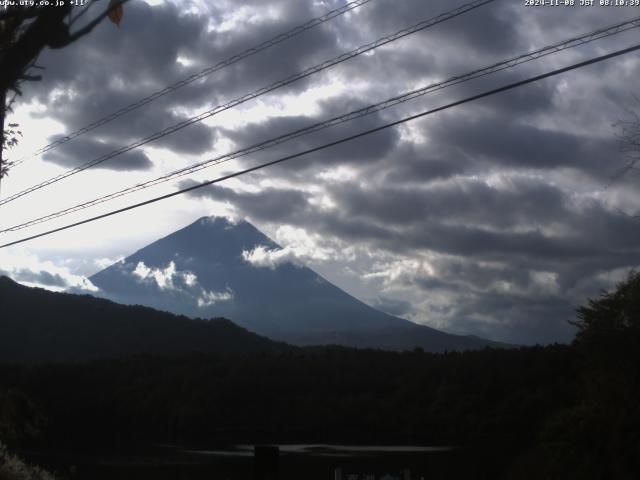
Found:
0,276 -> 289,363
89,216 -> 508,352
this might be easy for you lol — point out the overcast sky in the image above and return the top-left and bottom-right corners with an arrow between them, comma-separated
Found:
2,0 -> 640,344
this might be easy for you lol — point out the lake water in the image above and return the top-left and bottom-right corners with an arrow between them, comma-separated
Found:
22,443 -> 506,480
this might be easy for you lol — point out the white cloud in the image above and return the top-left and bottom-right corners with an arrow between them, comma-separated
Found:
0,248 -> 99,292
363,258 -> 434,286
242,225 -> 357,270
197,288 -> 234,307
132,261 -> 153,281
129,259 -> 234,308
241,245 -> 301,269
273,225 -> 338,261
75,277 -> 100,293
183,271 -> 198,287
94,257 -> 123,269
132,260 -> 198,291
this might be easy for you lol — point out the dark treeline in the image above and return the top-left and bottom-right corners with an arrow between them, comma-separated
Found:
0,345 -> 577,449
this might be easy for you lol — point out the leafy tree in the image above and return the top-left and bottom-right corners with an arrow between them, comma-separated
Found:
0,0 -> 127,179
572,270 -> 640,364
537,271 -> 640,479
615,108 -> 640,180
0,122 -> 20,179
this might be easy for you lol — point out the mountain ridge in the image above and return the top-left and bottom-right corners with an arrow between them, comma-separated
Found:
0,275 -> 290,363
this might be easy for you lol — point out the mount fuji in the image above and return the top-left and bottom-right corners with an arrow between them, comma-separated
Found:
89,217 -> 508,351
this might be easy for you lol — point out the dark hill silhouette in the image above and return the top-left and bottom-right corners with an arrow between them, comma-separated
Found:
89,216 -> 510,352
0,276 -> 289,362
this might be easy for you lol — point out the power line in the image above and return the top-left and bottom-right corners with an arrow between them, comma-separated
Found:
3,15 -> 639,234
8,0 -> 376,169
0,0 -> 496,207
2,42 -> 638,249
3,15 -> 638,234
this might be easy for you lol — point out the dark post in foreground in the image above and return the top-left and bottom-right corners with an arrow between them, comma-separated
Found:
254,445 -> 279,480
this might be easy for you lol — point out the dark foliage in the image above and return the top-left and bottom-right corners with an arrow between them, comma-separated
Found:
0,346 -> 578,457
573,270 -> 640,350
0,389 -> 46,446
543,271 -> 640,479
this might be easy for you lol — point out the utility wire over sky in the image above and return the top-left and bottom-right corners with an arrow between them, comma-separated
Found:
2,42 -> 639,249
8,0 -> 377,169
0,0 -> 496,207
3,15 -> 640,234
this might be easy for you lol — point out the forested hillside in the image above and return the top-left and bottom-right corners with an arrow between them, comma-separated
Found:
0,276 -> 290,362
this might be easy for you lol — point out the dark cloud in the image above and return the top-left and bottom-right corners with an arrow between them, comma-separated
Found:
450,68 -> 558,116
392,262 -> 580,344
219,97 -> 401,174
1,269 -> 68,288
23,1 -> 219,154
182,174 -> 640,272
447,290 -> 577,345
381,145 -> 473,184
27,2 -> 211,102
24,0 -> 344,157
42,136 -> 152,171
355,0 -> 524,57
330,177 -> 571,229
422,113 -> 619,177
180,183 -> 311,222
370,296 -> 414,318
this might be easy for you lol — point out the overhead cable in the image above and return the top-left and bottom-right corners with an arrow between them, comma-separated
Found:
9,0 -> 377,168
0,0 -> 495,207
4,15 -> 639,233
2,42 -> 638,248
